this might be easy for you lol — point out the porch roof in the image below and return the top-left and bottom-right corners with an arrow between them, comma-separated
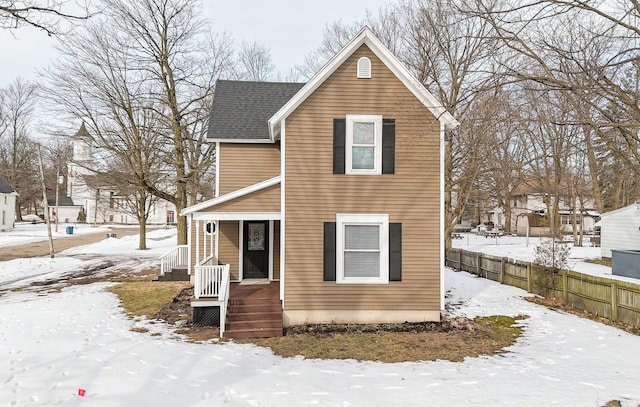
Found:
181,176 -> 281,216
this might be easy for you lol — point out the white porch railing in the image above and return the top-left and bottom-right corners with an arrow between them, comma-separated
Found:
159,245 -> 188,276
194,257 -> 231,337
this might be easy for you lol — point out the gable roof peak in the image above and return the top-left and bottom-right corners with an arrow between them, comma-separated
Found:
268,27 -> 459,140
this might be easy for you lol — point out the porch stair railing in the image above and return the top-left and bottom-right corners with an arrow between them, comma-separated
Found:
159,245 -> 189,276
194,256 -> 231,337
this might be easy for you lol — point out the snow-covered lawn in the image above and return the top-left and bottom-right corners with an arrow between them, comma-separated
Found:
0,228 -> 639,405
0,225 -> 176,287
451,233 -> 639,284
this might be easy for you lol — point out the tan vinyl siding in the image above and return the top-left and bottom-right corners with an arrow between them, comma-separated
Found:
219,143 -> 280,194
219,221 -> 240,280
284,45 -> 441,319
202,184 -> 280,213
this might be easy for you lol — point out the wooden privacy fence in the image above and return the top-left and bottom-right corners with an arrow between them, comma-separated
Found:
445,248 -> 640,328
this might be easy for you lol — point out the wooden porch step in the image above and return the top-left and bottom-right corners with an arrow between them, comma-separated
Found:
223,296 -> 283,339
227,302 -> 281,313
226,311 -> 283,322
226,319 -> 282,330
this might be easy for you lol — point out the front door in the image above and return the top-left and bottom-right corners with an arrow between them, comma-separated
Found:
243,221 -> 269,279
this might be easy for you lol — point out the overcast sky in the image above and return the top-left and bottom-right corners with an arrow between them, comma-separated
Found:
0,0 -> 391,88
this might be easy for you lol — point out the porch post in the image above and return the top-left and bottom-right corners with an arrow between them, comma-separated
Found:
195,220 -> 200,265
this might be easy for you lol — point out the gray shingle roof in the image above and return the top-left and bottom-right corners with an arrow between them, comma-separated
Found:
47,196 -> 78,206
207,80 -> 305,141
0,177 -> 16,194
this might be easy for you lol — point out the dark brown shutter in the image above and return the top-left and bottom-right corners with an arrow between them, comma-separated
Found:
333,119 -> 346,174
389,223 -> 402,281
382,119 -> 395,174
323,222 -> 336,281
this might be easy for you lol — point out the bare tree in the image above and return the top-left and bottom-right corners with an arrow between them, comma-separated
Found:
42,9 -> 176,249
0,0 -> 92,35
478,85 -> 529,233
0,78 -> 39,220
234,41 -> 275,81
473,0 -> 640,210
43,0 -> 233,245
107,0 -> 233,244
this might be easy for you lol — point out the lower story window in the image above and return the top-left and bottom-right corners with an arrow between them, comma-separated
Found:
336,214 -> 389,284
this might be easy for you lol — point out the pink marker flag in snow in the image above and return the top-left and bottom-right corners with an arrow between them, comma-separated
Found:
78,388 -> 86,397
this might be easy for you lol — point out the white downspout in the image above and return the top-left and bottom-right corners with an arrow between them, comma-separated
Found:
280,119 -> 286,306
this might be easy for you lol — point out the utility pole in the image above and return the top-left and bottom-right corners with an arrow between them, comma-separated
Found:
55,166 -> 60,233
37,144 -> 55,258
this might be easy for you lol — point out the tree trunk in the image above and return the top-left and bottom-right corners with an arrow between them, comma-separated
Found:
504,200 -> 512,234
138,220 -> 147,250
583,126 -> 604,213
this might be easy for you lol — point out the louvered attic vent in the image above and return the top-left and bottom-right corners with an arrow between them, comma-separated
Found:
357,57 -> 371,78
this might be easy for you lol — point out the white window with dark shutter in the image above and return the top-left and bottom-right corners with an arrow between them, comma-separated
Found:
334,117 -> 395,175
336,214 -> 389,284
346,115 -> 382,175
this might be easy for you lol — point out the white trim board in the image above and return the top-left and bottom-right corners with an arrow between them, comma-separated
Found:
191,212 -> 281,221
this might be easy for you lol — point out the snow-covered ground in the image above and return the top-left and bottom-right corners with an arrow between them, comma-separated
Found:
451,233 -> 639,284
0,226 -> 639,406
0,224 -> 176,287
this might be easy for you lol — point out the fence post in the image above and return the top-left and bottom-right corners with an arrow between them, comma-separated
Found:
611,282 -> 618,321
562,271 -> 568,303
476,252 -> 481,277
500,257 -> 505,284
458,249 -> 462,270
526,263 -> 531,293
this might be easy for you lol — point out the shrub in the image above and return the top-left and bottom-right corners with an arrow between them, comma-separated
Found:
534,237 -> 569,270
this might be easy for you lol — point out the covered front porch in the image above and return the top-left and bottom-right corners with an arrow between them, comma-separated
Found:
182,212 -> 282,337
169,177 -> 284,337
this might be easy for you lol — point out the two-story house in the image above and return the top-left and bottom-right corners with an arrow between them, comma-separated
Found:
167,28 -> 458,338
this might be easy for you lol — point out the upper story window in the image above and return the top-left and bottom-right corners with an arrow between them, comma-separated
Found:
333,116 -> 395,175
357,57 -> 371,78
346,115 -> 382,175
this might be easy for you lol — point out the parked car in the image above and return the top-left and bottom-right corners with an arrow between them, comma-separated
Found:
22,214 -> 44,224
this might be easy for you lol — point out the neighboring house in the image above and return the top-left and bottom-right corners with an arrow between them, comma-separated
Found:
45,196 -> 83,223
0,177 -> 18,232
600,203 -> 640,258
510,181 -> 598,236
68,123 -> 177,225
168,28 -> 458,338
